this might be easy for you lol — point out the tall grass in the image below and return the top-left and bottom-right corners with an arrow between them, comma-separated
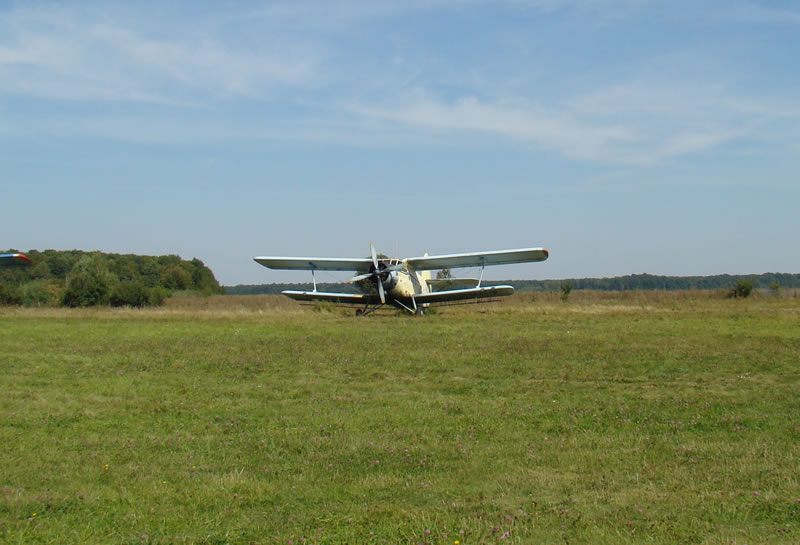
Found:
1,292 -> 798,544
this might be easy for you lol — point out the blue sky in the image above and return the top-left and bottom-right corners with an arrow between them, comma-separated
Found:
2,0 -> 798,285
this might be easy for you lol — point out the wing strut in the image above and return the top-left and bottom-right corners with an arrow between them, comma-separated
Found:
311,268 -> 317,292
393,297 -> 421,315
477,261 -> 486,288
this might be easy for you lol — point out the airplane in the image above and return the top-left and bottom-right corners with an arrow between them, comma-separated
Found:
0,253 -> 32,268
254,244 -> 549,315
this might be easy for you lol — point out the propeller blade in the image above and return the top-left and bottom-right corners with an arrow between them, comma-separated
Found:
377,276 -> 386,304
348,272 -> 374,283
351,244 -> 389,303
370,242 -> 379,269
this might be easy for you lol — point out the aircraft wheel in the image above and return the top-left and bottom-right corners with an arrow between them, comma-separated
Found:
355,309 -> 364,317
414,308 -> 424,316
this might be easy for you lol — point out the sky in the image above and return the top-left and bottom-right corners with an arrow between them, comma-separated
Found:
2,0 -> 799,285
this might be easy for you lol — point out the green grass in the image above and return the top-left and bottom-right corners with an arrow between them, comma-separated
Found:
1,293 -> 799,544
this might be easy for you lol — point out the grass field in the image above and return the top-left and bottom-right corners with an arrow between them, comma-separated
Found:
1,292 -> 799,544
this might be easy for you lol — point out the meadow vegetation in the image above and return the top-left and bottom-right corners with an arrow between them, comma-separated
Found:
1,291 -> 799,544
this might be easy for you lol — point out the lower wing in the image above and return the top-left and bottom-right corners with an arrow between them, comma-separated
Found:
413,285 -> 515,304
282,286 -> 513,307
281,290 -> 381,304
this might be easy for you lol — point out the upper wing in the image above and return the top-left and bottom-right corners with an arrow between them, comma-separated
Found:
254,256 -> 373,272
405,248 -> 548,271
414,285 -> 515,304
0,253 -> 32,268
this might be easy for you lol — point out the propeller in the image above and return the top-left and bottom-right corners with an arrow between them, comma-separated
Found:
371,243 -> 385,304
347,243 -> 404,304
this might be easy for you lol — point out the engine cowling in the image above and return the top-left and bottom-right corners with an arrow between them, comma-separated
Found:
372,261 -> 398,293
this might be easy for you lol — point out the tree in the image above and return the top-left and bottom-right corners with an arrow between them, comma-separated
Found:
435,268 -> 455,291
0,283 -> 22,305
62,254 -> 117,307
20,279 -> 62,307
189,258 -> 225,294
43,250 -> 78,279
0,250 -> 225,300
110,281 -> 149,308
560,280 -> 573,302
139,260 -> 161,288
28,260 -> 51,280
148,287 -> 169,307
160,265 -> 193,290
729,279 -> 754,299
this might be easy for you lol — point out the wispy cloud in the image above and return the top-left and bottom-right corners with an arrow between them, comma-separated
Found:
345,76 -> 794,165
0,5 -> 317,104
347,95 -> 642,162
2,0 -> 799,168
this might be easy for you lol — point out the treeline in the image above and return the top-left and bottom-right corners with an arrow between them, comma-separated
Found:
226,272 -> 800,295
1,249 -> 224,307
510,272 -> 800,292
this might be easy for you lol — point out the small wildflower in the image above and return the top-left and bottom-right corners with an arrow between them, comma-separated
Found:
31,513 -> 37,517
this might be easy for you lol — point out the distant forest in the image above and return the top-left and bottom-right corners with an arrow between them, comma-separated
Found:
1,249 -> 224,307
226,272 -> 800,295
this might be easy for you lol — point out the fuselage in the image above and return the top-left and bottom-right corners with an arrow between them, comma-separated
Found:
390,268 -> 427,298
358,259 -> 432,299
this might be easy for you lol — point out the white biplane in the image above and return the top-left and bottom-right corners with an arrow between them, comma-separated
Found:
254,244 -> 548,315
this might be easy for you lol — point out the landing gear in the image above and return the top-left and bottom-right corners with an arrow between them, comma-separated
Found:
355,303 -> 382,316
393,296 -> 427,316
